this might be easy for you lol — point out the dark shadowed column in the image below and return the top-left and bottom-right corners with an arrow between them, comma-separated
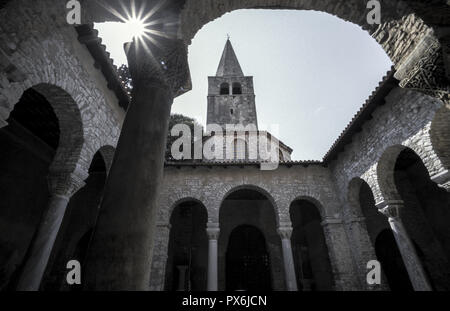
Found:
83,38 -> 190,290
378,200 -> 432,291
16,169 -> 87,291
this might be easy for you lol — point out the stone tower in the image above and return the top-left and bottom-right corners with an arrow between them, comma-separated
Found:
207,39 -> 258,129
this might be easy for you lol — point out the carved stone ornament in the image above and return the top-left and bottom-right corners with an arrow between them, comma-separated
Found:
125,38 -> 191,98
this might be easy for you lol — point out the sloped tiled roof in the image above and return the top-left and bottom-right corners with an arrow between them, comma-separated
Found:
322,67 -> 398,163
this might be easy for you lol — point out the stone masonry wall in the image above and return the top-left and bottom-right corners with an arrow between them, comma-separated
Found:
179,0 -> 432,70
329,87 -> 446,289
151,164 -> 359,290
152,87 -> 447,291
0,0 -> 123,176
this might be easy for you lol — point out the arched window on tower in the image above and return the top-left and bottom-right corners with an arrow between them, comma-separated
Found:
278,149 -> 284,162
220,83 -> 230,95
232,83 -> 242,95
233,138 -> 248,160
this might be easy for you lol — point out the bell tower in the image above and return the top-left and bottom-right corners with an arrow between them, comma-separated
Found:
207,39 -> 258,130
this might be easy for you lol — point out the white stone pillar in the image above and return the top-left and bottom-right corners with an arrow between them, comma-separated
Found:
16,169 -> 86,291
206,222 -> 220,291
378,200 -> 432,291
277,223 -> 298,291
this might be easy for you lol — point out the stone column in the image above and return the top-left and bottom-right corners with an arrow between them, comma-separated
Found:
16,169 -> 87,291
277,223 -> 298,291
378,200 -> 432,291
149,223 -> 171,291
206,223 -> 220,291
321,217 -> 360,290
82,39 -> 190,290
344,216 -> 388,290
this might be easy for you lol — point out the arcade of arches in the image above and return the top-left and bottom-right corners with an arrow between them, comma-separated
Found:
0,1 -> 450,291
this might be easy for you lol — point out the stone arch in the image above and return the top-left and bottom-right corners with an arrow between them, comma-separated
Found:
164,197 -> 209,291
347,177 -> 367,218
167,196 -> 208,224
346,175 -> 388,218
220,82 -> 230,95
216,184 -> 279,224
284,185 -> 344,221
289,195 -> 327,221
288,195 -> 335,290
377,144 -> 437,202
388,145 -> 450,290
3,78 -> 94,182
430,105 -> 450,172
25,84 -> 85,176
225,224 -> 272,290
179,0 -> 433,69
232,82 -> 242,95
1,39 -> 119,177
217,183 -> 284,290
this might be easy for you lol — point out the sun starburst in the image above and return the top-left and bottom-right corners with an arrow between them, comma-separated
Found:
97,0 -> 172,56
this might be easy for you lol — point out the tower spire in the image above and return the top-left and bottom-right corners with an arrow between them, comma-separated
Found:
216,39 -> 244,77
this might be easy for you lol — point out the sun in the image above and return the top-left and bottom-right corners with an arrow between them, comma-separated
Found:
126,17 -> 146,39
98,0 -> 171,56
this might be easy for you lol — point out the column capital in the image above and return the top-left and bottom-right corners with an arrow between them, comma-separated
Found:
320,217 -> 343,227
206,222 -> 220,240
376,200 -> 404,219
47,168 -> 88,198
126,38 -> 191,98
431,169 -> 450,192
277,225 -> 293,240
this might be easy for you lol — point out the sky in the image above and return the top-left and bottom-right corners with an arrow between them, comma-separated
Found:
95,9 -> 392,161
